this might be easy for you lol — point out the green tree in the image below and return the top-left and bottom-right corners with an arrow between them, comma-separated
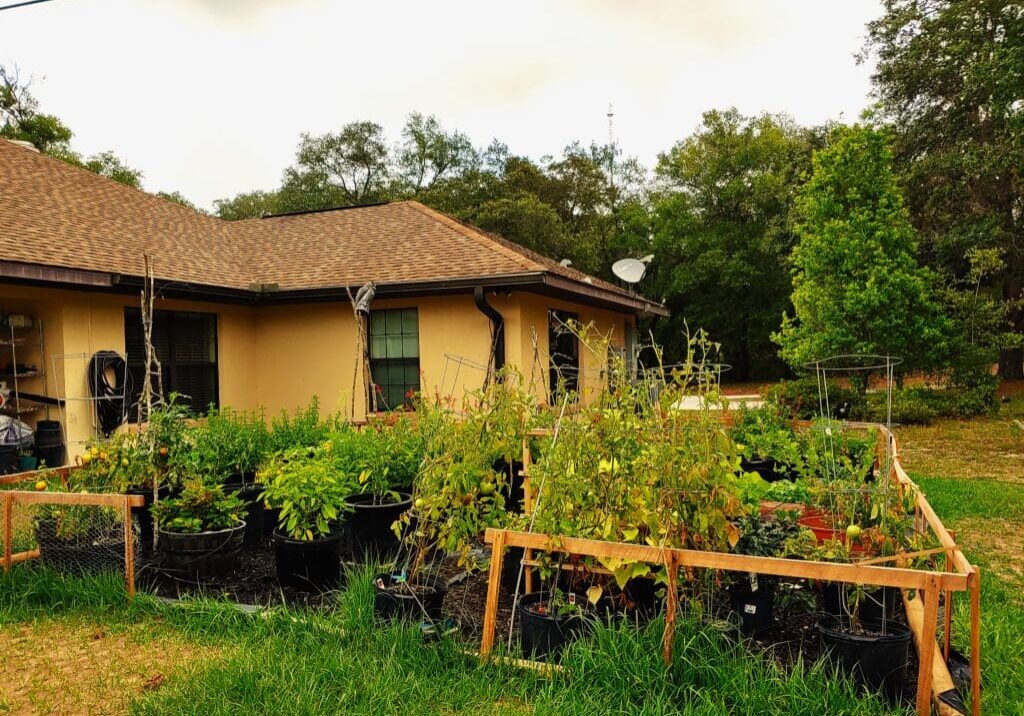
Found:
649,109 -> 818,379
864,0 -> 1024,376
774,125 -> 951,376
395,112 -> 478,194
214,190 -> 281,220
156,190 -> 203,212
284,122 -> 392,208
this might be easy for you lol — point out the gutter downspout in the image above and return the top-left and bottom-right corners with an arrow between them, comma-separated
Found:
473,286 -> 506,376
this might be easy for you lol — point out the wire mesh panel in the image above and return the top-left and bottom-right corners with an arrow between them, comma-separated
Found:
1,485 -> 140,592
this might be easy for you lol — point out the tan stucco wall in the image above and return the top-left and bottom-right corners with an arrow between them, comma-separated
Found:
0,282 -> 631,461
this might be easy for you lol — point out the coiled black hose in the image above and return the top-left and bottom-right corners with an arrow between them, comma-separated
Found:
88,350 -> 131,436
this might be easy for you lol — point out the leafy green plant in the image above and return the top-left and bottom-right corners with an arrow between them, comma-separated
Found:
152,480 -> 245,534
730,403 -> 803,473
267,397 -> 335,453
171,407 -> 268,484
74,432 -> 158,493
260,444 -> 358,541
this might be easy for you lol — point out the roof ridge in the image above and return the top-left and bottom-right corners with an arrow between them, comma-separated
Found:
401,200 -> 542,274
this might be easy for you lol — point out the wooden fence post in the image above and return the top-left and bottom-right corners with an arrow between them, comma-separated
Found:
2,492 -> 11,572
970,567 -> 981,716
480,529 -> 508,658
915,577 -> 941,716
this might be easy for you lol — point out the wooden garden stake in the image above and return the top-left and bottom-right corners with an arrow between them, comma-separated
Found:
480,528 -> 507,658
970,567 -> 981,716
662,552 -> 679,665
915,577 -> 941,716
943,552 -> 953,661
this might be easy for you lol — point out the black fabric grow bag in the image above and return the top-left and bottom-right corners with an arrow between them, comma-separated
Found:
273,529 -> 344,592
373,572 -> 446,622
344,492 -> 412,562
739,455 -> 797,483
817,616 -> 911,696
157,522 -> 245,582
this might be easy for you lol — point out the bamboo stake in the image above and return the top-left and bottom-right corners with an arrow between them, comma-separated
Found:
662,552 -> 679,664
123,496 -> 135,597
480,529 -> 507,658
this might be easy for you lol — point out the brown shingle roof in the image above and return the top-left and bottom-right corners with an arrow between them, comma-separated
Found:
0,139 -> 665,315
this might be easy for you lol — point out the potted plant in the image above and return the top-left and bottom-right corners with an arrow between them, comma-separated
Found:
517,588 -> 591,660
334,420 -> 422,562
727,513 -> 801,635
260,443 -> 355,591
151,480 -> 246,582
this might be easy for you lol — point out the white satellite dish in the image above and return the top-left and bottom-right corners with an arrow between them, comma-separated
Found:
612,257 -> 650,284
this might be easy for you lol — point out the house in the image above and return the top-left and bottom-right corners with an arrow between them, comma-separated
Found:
0,138 -> 666,459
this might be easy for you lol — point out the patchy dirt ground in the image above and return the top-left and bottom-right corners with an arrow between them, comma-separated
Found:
0,619 -> 222,715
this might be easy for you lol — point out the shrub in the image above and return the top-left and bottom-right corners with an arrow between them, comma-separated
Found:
260,444 -> 357,541
763,377 -> 858,420
267,397 -> 334,453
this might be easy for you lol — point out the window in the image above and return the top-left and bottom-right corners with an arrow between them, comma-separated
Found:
369,308 -> 420,410
548,309 -> 580,401
124,308 -> 218,416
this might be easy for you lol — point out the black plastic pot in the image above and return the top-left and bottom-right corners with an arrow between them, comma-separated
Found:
823,583 -> 900,623
34,518 -> 125,574
34,419 -> 65,468
344,492 -> 412,562
263,506 -> 282,538
501,546 -> 527,595
0,445 -> 18,475
817,616 -> 911,696
740,455 -> 797,483
373,572 -> 446,622
494,458 -> 525,513
127,484 -> 171,555
730,583 -> 775,635
517,591 -> 590,661
236,483 -> 265,548
157,522 -> 245,582
273,529 -> 344,591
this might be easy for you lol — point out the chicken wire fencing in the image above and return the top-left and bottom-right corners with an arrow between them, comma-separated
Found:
1,478 -> 140,592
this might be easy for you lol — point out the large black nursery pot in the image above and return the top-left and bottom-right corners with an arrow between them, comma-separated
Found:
33,419 -> 65,469
372,572 -> 446,622
344,492 -> 412,562
817,616 -> 911,696
127,484 -> 171,555
157,521 -> 245,582
273,529 -> 344,592
34,518 -> 125,575
235,483 -> 266,548
517,591 -> 590,661
740,455 -> 797,483
729,582 -> 775,635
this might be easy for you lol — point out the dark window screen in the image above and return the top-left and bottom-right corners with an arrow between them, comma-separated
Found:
368,308 -> 420,410
124,308 -> 218,416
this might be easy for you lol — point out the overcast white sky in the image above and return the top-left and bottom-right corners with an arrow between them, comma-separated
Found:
0,0 -> 882,210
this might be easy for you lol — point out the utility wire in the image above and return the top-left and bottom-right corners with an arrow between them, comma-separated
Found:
0,0 -> 59,11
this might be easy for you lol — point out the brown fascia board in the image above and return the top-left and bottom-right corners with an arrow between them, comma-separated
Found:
0,260 -> 667,317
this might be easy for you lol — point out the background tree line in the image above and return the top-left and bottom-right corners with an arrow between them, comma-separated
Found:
2,0 -> 1021,385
